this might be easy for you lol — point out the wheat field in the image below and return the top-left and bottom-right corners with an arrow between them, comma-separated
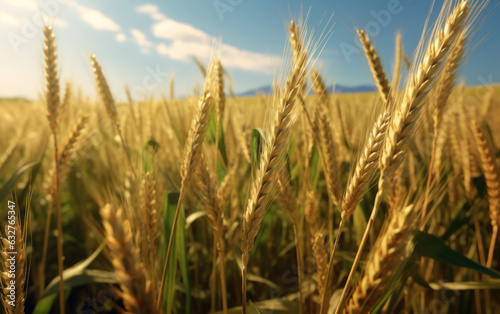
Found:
1,0 -> 500,313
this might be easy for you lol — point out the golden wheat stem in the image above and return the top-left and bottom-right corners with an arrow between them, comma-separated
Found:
43,25 -> 65,314
90,54 -> 137,180
471,120 -> 500,268
337,2 -> 469,311
392,31 -> 403,92
241,21 -> 308,313
421,36 -> 466,222
100,205 -> 155,313
487,226 -> 498,268
335,191 -> 383,314
319,218 -> 345,314
158,91 -> 213,311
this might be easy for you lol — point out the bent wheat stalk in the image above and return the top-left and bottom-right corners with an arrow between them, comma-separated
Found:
100,205 -> 156,314
43,26 -> 65,314
241,23 -> 307,313
157,91 -> 213,311
196,154 -> 227,314
40,113 -> 88,297
90,54 -> 137,180
345,205 -> 415,313
335,1 -> 469,312
470,120 -> 500,268
320,111 -> 390,313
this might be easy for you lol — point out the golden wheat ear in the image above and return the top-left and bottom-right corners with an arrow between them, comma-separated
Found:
470,120 -> 500,268
241,20 -> 309,314
44,26 -> 60,135
357,29 -> 391,106
346,204 -> 415,313
100,204 -> 156,314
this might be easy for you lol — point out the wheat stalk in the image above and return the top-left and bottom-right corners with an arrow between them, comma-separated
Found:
40,113 -> 89,293
320,110 -> 390,312
341,111 -> 390,218
470,120 -> 500,268
158,86 -> 213,310
312,231 -> 329,301
89,54 -> 118,124
90,54 -> 136,180
277,173 -> 299,225
241,22 -> 307,313
195,154 -> 227,313
44,114 -> 89,200
100,204 -> 156,314
315,101 -> 341,206
44,26 -> 60,135
43,26 -> 65,314
214,59 -> 226,127
432,36 -> 466,133
141,171 -> 160,268
357,29 -> 391,106
61,80 -> 72,120
392,31 -> 403,93
345,205 -> 415,313
335,2 -> 469,312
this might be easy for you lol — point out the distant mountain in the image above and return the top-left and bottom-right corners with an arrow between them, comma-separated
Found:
237,84 -> 376,97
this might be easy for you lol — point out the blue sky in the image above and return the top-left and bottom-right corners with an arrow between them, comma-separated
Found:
0,0 -> 499,101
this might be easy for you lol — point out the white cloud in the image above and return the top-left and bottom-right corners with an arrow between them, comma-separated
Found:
131,28 -> 152,47
139,3 -> 276,73
116,32 -> 126,42
156,40 -> 212,61
130,28 -> 153,54
136,4 -> 158,14
149,11 -> 275,73
74,4 -> 120,31
136,4 -> 166,20
152,19 -> 210,43
220,44 -> 275,73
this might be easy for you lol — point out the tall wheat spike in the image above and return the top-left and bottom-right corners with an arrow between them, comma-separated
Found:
335,2 -> 470,312
315,103 -> 341,206
341,111 -> 390,218
43,26 -> 65,314
158,67 -> 214,309
357,29 -> 391,106
100,205 -> 156,314
44,26 -> 60,135
214,59 -> 226,126
470,120 -> 500,267
90,54 -> 136,180
312,231 -> 329,301
89,54 -> 118,125
320,110 -> 390,312
195,154 -> 227,313
345,205 -> 415,313
241,21 -> 308,313
432,36 -> 466,134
